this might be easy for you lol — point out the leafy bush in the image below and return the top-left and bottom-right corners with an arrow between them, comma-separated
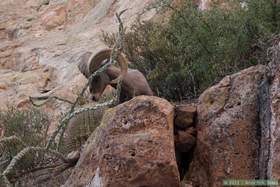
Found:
0,107 -> 49,147
103,0 -> 280,101
0,107 -> 49,182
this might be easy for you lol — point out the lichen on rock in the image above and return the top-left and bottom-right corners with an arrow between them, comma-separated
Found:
64,96 -> 180,187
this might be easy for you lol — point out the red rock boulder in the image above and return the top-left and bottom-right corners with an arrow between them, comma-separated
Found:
186,65 -> 266,187
64,96 -> 180,187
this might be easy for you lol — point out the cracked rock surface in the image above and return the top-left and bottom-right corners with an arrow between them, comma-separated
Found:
186,65 -> 266,187
65,96 -> 180,187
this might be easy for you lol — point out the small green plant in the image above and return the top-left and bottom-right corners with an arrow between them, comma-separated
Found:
103,0 -> 280,101
0,107 -> 49,147
0,108 -> 50,184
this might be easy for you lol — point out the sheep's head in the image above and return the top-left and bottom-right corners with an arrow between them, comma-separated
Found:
88,72 -> 110,101
78,49 -> 128,101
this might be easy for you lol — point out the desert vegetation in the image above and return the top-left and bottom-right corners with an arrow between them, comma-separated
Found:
103,0 -> 280,100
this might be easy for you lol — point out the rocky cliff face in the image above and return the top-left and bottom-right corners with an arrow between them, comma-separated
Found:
0,0 -> 156,131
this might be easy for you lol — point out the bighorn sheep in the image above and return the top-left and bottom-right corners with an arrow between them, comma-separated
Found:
78,49 -> 153,102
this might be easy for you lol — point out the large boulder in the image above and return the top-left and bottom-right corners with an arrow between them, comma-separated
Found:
186,65 -> 266,186
64,96 -> 180,187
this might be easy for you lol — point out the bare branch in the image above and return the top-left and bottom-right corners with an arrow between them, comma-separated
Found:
47,10 -> 128,151
29,96 -> 74,107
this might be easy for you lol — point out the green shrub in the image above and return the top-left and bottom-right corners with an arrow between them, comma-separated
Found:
103,0 -> 280,101
0,107 -> 49,178
0,107 -> 49,147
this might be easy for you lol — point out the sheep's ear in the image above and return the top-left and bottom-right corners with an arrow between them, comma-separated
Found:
110,78 -> 119,85
110,75 -> 125,86
78,52 -> 92,78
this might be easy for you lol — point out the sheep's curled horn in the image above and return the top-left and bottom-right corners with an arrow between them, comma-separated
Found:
79,49 -> 128,82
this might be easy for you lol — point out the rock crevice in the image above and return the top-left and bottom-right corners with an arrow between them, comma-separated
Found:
258,73 -> 272,179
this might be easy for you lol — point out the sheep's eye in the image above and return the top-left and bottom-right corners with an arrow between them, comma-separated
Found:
89,84 -> 94,93
89,76 -> 101,93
